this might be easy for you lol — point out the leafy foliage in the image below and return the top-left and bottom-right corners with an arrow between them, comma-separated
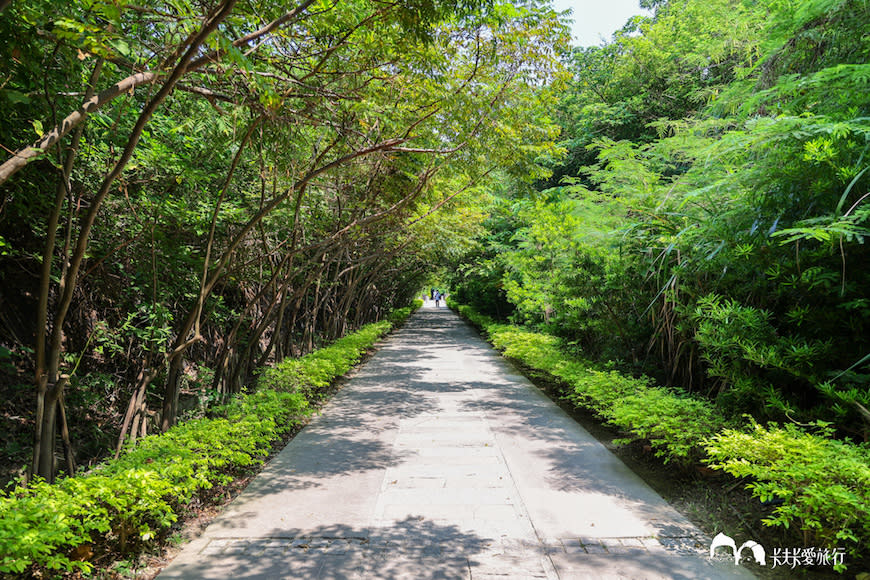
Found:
0,308 -> 410,575
258,320 -> 392,396
461,303 -> 870,566
707,422 -> 870,569
449,0 -> 870,437
691,294 -> 831,416
0,387 -> 307,575
0,0 -> 568,483
458,304 -> 725,464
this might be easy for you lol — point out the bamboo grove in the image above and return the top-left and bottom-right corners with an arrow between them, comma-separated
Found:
0,0 -> 568,482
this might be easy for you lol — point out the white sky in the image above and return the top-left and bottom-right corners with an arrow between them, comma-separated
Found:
549,0 -> 651,47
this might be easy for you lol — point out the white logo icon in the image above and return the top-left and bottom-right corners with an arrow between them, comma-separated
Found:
710,532 -> 766,566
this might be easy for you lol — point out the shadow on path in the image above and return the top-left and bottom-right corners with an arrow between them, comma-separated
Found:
160,519 -> 490,580
158,307 -> 754,580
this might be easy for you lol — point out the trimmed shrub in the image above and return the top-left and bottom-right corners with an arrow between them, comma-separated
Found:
463,305 -> 724,464
456,304 -> 496,332
706,422 -> 870,569
389,299 -> 422,327
0,304 -> 416,576
0,389 -> 309,575
258,320 -> 391,395
0,480 -> 91,575
456,302 -> 870,568
606,388 -> 725,462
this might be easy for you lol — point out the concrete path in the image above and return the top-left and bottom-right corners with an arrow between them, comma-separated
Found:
159,305 -> 754,579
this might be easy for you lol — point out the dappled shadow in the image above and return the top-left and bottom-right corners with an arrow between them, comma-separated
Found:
159,518 -> 490,580
546,548 -> 747,580
439,312 -> 708,541
161,520 -> 738,580
229,436 -> 408,496
159,307 -> 750,579
385,309 -> 702,532
399,310 -> 483,343
314,384 -> 440,432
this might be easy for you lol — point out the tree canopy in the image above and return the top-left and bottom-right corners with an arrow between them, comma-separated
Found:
0,0 -> 568,481
449,0 -> 870,435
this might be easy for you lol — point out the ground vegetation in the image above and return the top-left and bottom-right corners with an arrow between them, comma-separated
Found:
0,0 -> 567,485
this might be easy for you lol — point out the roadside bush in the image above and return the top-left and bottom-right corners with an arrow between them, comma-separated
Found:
555,366 -> 639,416
556,363 -> 725,462
457,303 -> 870,568
0,480 -> 90,575
258,320 -> 391,396
456,304 -> 496,333
489,326 -> 560,369
606,388 -> 725,462
706,422 -> 870,569
0,306 -> 415,576
0,390 -> 308,576
389,299 -> 422,327
458,303 -> 723,464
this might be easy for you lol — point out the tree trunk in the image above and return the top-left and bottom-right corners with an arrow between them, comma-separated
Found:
31,1 -> 238,479
161,354 -> 185,432
34,377 -> 67,482
57,390 -> 76,476
116,367 -> 157,457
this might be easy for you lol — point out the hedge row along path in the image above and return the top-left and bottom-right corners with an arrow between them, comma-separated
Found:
158,305 -> 754,580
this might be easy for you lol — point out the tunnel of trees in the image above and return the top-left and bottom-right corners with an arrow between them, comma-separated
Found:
441,0 -> 870,567
0,0 -> 567,483
448,0 -> 870,438
1,0 -> 870,574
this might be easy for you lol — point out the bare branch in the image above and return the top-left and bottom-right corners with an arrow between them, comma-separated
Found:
1,0 -> 320,187
0,72 -> 158,185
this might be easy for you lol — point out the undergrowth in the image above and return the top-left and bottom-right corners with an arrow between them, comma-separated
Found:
0,302 -> 420,577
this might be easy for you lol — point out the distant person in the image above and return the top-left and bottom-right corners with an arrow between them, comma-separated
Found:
430,288 -> 436,300
434,290 -> 441,307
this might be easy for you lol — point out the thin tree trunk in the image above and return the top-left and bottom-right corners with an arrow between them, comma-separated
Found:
115,366 -> 158,457
31,60 -> 103,481
34,377 -> 67,481
159,137 -> 408,428
0,1 -> 318,187
57,389 -> 76,476
31,1 -> 238,479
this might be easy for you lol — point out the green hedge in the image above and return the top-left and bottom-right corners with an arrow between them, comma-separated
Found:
458,304 -> 724,463
390,299 -> 422,326
456,303 -> 870,567
0,389 -> 310,575
258,320 -> 391,396
257,302 -> 420,397
706,422 -> 870,571
0,306 -> 418,576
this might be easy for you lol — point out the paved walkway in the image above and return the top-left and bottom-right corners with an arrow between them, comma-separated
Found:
159,305 -> 754,579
